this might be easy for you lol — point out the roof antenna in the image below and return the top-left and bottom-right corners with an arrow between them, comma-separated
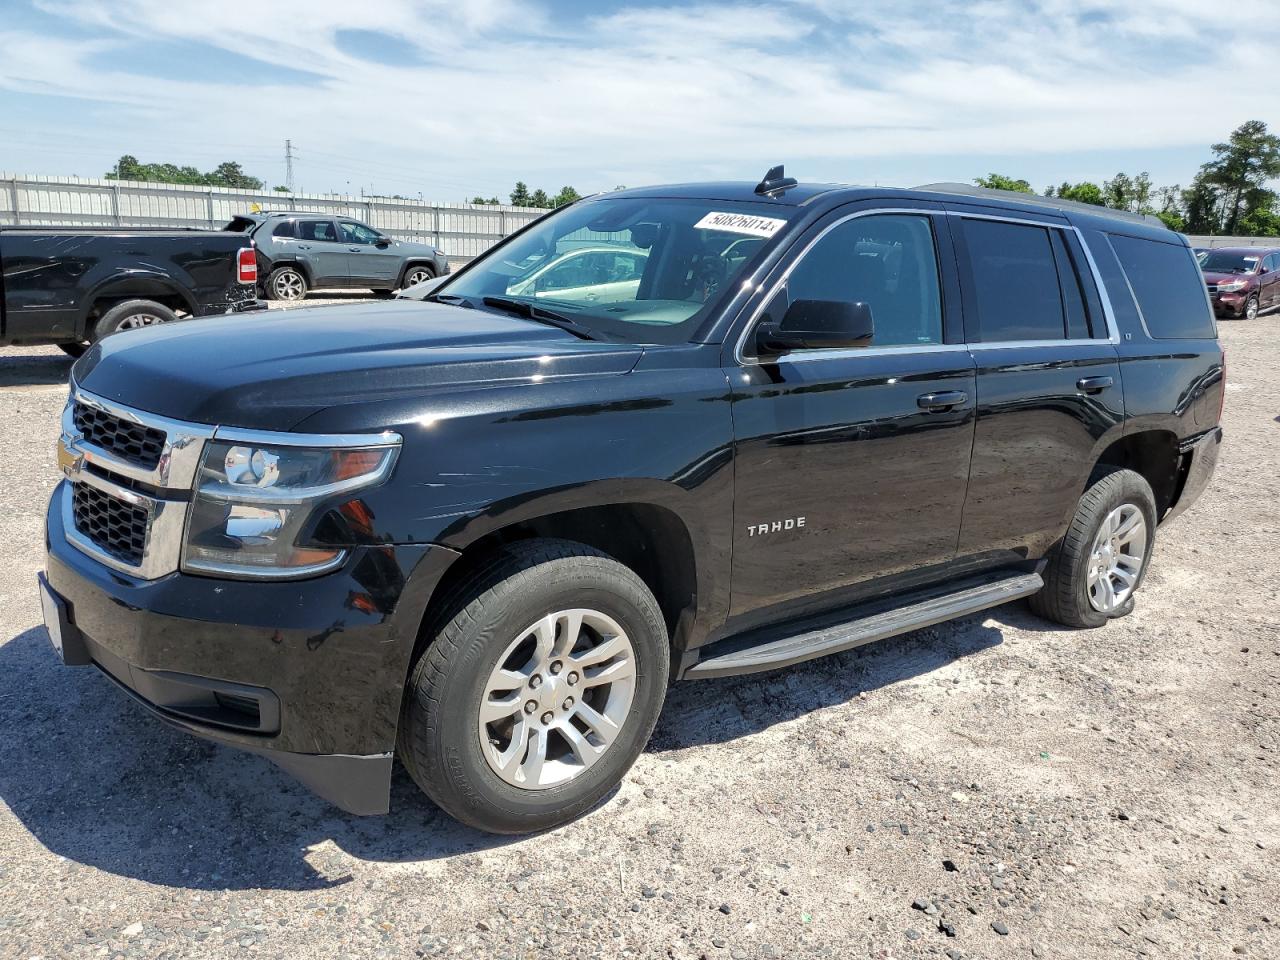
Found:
755,164 -> 798,197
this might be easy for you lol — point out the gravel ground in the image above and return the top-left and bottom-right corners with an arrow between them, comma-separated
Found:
0,315 -> 1276,960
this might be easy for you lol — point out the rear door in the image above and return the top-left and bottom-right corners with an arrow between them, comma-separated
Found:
339,220 -> 400,286
725,201 -> 977,625
294,218 -> 348,285
948,207 -> 1124,562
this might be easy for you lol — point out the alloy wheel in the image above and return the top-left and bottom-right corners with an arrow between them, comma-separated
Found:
117,312 -> 166,330
274,271 -> 305,300
405,267 -> 432,287
1086,504 -> 1148,613
477,608 -> 637,790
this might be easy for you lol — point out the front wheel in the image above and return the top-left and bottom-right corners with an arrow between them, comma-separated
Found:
398,539 -> 669,833
1030,468 -> 1158,628
1244,295 -> 1259,321
400,264 -> 435,289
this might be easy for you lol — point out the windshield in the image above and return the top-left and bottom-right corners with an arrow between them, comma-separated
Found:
435,197 -> 796,342
1199,251 -> 1259,274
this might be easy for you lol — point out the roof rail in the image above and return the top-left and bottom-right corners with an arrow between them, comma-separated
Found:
914,182 -> 1168,229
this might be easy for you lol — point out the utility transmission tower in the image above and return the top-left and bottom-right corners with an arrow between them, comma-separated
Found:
284,139 -> 295,192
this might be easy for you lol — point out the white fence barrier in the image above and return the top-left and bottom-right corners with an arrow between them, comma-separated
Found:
0,173 -> 547,264
1186,235 -> 1276,249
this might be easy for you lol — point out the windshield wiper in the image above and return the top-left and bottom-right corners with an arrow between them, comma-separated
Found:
480,297 -> 598,341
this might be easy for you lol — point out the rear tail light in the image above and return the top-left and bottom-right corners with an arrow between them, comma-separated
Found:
237,247 -> 258,285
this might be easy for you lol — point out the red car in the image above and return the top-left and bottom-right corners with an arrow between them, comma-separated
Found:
1199,246 -> 1280,320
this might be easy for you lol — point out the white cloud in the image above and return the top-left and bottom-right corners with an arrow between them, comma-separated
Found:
2,0 -> 1277,196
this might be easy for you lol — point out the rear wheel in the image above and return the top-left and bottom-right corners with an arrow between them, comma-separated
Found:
1030,468 -> 1157,628
93,299 -> 178,342
398,539 -> 669,834
266,266 -> 308,301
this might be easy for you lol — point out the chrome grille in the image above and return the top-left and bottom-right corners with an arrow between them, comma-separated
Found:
72,482 -> 149,567
73,401 -> 167,469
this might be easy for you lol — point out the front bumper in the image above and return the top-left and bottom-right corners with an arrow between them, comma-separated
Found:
43,482 -> 457,814
1210,291 -> 1247,317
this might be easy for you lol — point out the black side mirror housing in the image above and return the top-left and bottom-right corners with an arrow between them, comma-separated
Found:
375,238 -> 392,248
757,299 -> 874,355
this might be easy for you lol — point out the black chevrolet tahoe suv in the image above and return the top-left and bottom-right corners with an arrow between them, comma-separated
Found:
1,226 -> 261,356
39,170 -> 1224,834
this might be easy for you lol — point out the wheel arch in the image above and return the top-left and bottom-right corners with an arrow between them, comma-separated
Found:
1090,428 -> 1183,520
82,274 -> 195,332
398,260 -> 437,286
412,498 -> 701,669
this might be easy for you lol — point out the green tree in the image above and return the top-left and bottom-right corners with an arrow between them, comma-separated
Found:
1239,203 -> 1280,237
552,186 -> 582,207
471,195 -> 501,205
509,181 -> 532,206
208,161 -> 264,190
1200,120 -> 1280,235
1181,175 -> 1219,234
529,188 -> 551,208
272,185 -> 292,193
974,173 -> 1034,193
105,154 -> 263,189
1051,181 -> 1105,205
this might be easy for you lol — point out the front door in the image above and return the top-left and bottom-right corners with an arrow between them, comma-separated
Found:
725,204 -> 977,626
340,220 -> 401,286
947,208 -> 1124,562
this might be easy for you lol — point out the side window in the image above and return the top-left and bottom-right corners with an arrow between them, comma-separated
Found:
1108,234 -> 1216,339
962,219 -> 1067,342
271,220 -> 296,239
779,214 -> 943,347
339,221 -> 382,245
1264,253 -> 1278,273
298,219 -> 337,242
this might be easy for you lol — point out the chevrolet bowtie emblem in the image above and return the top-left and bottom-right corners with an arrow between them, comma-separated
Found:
56,435 -> 82,475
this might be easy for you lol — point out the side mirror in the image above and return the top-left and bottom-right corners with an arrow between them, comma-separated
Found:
757,299 -> 874,355
375,238 -> 392,248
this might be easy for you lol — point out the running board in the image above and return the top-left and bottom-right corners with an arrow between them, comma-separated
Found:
684,572 -> 1043,680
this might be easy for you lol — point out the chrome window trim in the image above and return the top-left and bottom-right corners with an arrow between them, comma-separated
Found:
732,207 -> 1126,366
733,208 -> 949,366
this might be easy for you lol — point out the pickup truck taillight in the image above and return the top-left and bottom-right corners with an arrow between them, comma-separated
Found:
237,248 -> 258,285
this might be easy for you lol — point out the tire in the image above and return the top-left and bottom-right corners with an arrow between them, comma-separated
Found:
265,265 -> 308,301
1244,295 -> 1259,321
1030,468 -> 1158,629
400,264 -> 435,290
58,342 -> 87,358
92,299 -> 179,342
399,538 -> 670,834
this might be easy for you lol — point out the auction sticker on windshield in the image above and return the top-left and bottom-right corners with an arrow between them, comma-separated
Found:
693,211 -> 787,238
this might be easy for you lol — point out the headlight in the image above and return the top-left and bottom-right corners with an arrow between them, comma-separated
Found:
181,434 -> 400,578
1217,279 -> 1247,292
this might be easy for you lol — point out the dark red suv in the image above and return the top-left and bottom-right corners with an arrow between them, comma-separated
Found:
1199,246 -> 1280,320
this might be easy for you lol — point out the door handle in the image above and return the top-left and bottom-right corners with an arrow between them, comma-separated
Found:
1076,375 -> 1114,395
917,390 -> 968,412
349,247 -> 363,252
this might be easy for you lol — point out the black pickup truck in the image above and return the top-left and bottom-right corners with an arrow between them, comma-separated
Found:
39,171 -> 1224,833
0,227 -> 262,356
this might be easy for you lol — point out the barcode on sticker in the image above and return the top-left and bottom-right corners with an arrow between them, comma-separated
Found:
693,211 -> 787,238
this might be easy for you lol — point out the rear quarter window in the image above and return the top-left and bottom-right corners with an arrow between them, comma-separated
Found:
1108,234 -> 1215,339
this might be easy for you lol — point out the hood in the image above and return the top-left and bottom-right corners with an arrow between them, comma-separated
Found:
1202,270 -> 1253,285
73,300 -> 643,431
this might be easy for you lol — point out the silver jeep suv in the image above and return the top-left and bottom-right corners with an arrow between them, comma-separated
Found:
228,212 -> 450,301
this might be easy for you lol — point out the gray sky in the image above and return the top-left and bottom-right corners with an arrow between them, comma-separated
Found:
2,0 -> 1277,200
